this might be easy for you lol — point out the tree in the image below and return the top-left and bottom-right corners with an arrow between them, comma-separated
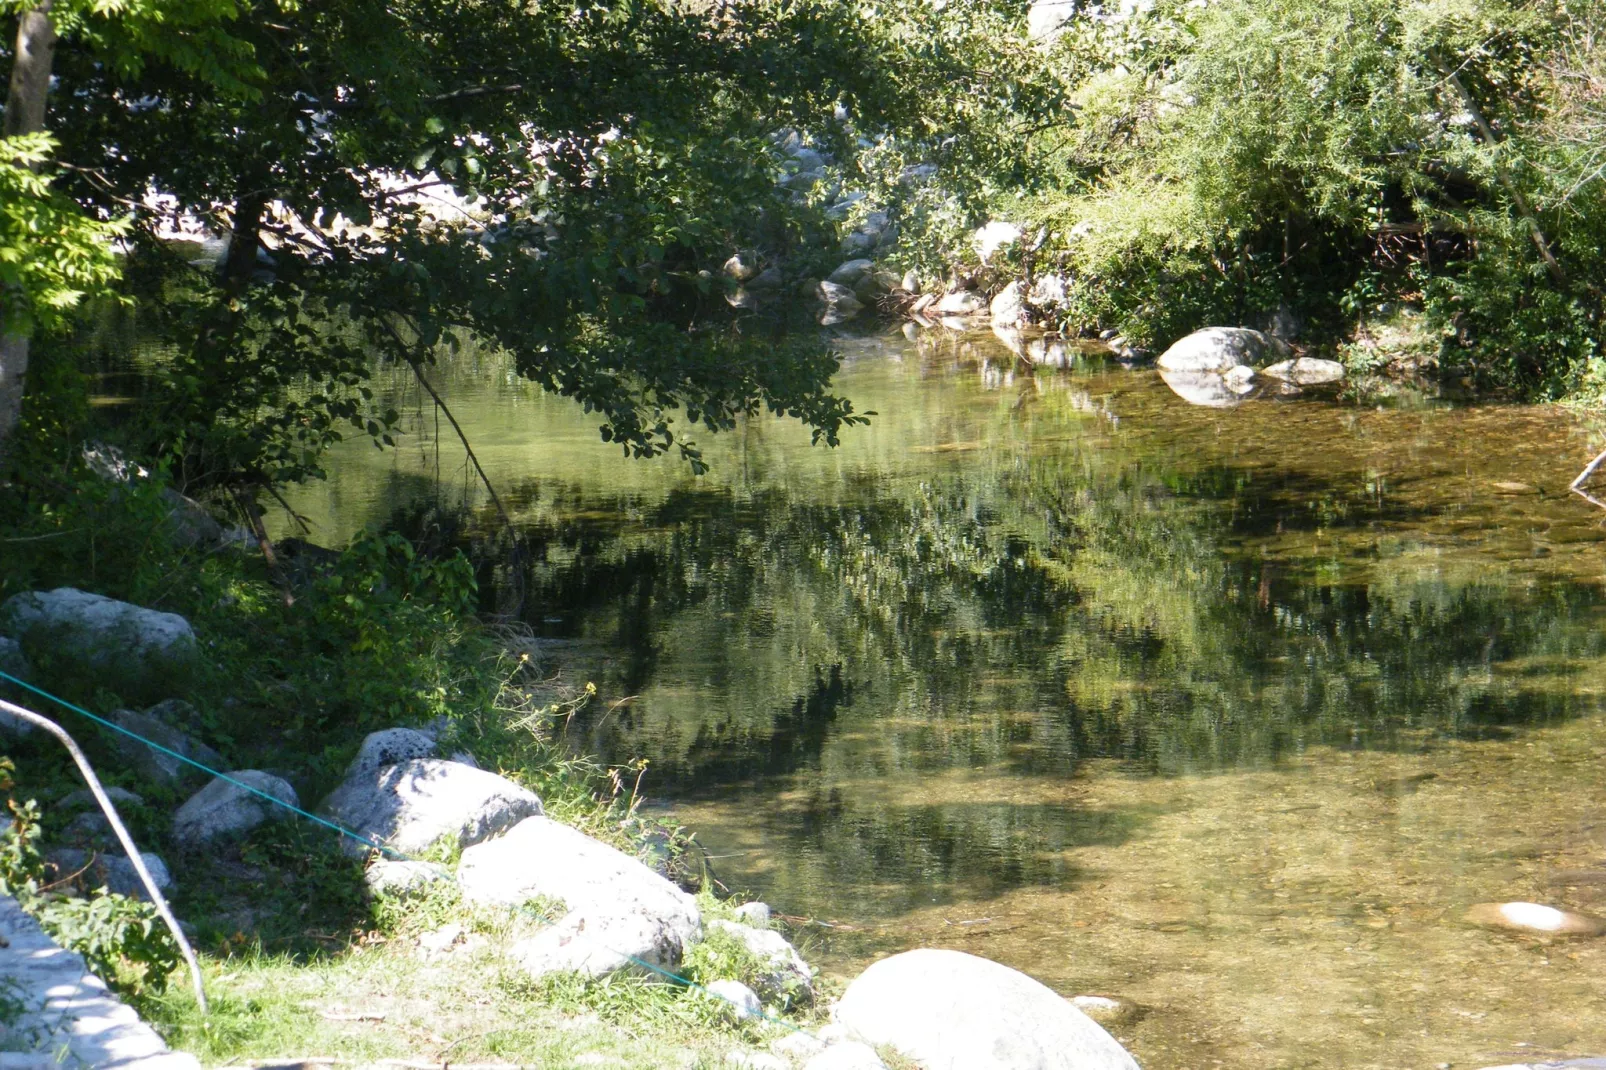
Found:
17,0 -> 1048,503
0,0 -> 252,454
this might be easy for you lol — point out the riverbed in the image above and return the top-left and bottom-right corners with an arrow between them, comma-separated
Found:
284,326 -> 1606,1070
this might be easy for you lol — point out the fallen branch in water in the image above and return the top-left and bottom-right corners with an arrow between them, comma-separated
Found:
1570,446 -> 1606,509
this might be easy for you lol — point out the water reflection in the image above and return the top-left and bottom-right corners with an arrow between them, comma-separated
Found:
282,327 -> 1606,1070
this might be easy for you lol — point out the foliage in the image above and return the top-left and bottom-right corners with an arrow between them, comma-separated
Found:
0,779 -> 180,998
0,134 -> 123,338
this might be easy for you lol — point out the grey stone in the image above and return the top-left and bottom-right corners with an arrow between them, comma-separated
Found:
0,895 -> 201,1069
173,771 -> 298,846
159,488 -> 225,550
834,948 -> 1140,1070
1261,357 -> 1346,385
365,858 -> 452,897
827,259 -> 874,286
321,758 -> 543,857
344,727 -> 438,784
60,786 -> 144,811
1156,326 -> 1291,373
788,147 -> 825,173
44,848 -> 172,899
459,815 -> 701,978
817,281 -> 864,323
107,708 -> 223,787
0,589 -> 198,704
0,637 -> 36,736
839,231 -> 876,256
709,919 -> 812,1002
733,901 -> 772,927
706,980 -> 761,1019
748,266 -> 784,290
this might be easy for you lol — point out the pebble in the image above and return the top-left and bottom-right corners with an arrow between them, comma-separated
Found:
1464,901 -> 1606,936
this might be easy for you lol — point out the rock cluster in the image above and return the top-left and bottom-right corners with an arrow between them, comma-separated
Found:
1156,327 -> 1346,407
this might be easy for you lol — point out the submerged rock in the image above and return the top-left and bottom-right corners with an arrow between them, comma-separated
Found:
834,948 -> 1140,1070
1465,902 -> 1606,936
458,814 -> 701,978
1156,327 -> 1291,373
0,589 -> 198,703
173,771 -> 298,846
1158,369 -> 1252,409
321,758 -> 543,856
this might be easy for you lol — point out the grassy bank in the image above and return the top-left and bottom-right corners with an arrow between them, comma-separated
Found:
0,449 -> 833,1067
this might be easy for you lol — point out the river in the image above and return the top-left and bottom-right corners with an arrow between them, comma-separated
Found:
282,326 -> 1606,1070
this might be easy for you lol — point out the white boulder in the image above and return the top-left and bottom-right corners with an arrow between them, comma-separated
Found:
734,901 -> 772,927
173,771 -> 298,846
834,949 -> 1140,1070
0,589 -> 198,702
458,815 -> 702,977
1156,327 -> 1290,373
1261,357 -> 1345,385
321,758 -> 543,857
1029,273 -> 1069,310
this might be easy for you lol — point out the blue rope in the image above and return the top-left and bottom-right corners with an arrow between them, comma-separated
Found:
0,667 -> 400,857
0,666 -> 813,1034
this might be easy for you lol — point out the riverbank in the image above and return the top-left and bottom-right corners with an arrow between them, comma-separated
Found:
0,465 -> 848,1067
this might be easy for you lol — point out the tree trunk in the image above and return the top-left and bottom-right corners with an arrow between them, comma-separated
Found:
0,3 -> 59,456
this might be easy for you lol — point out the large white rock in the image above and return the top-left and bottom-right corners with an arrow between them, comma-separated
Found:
709,919 -> 813,1002
827,259 -> 874,286
834,949 -> 1140,1070
173,771 -> 298,846
321,758 -> 542,857
458,815 -> 701,977
1156,327 -> 1291,373
0,589 -> 198,702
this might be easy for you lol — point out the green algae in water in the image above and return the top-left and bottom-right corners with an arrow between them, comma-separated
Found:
282,327 -> 1606,1069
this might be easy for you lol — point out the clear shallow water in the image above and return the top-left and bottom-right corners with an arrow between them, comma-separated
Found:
284,328 -> 1606,1070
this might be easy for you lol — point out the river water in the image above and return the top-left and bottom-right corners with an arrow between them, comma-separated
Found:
283,327 -> 1606,1070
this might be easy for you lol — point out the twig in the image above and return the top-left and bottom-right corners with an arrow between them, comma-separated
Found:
1571,446 -> 1606,491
